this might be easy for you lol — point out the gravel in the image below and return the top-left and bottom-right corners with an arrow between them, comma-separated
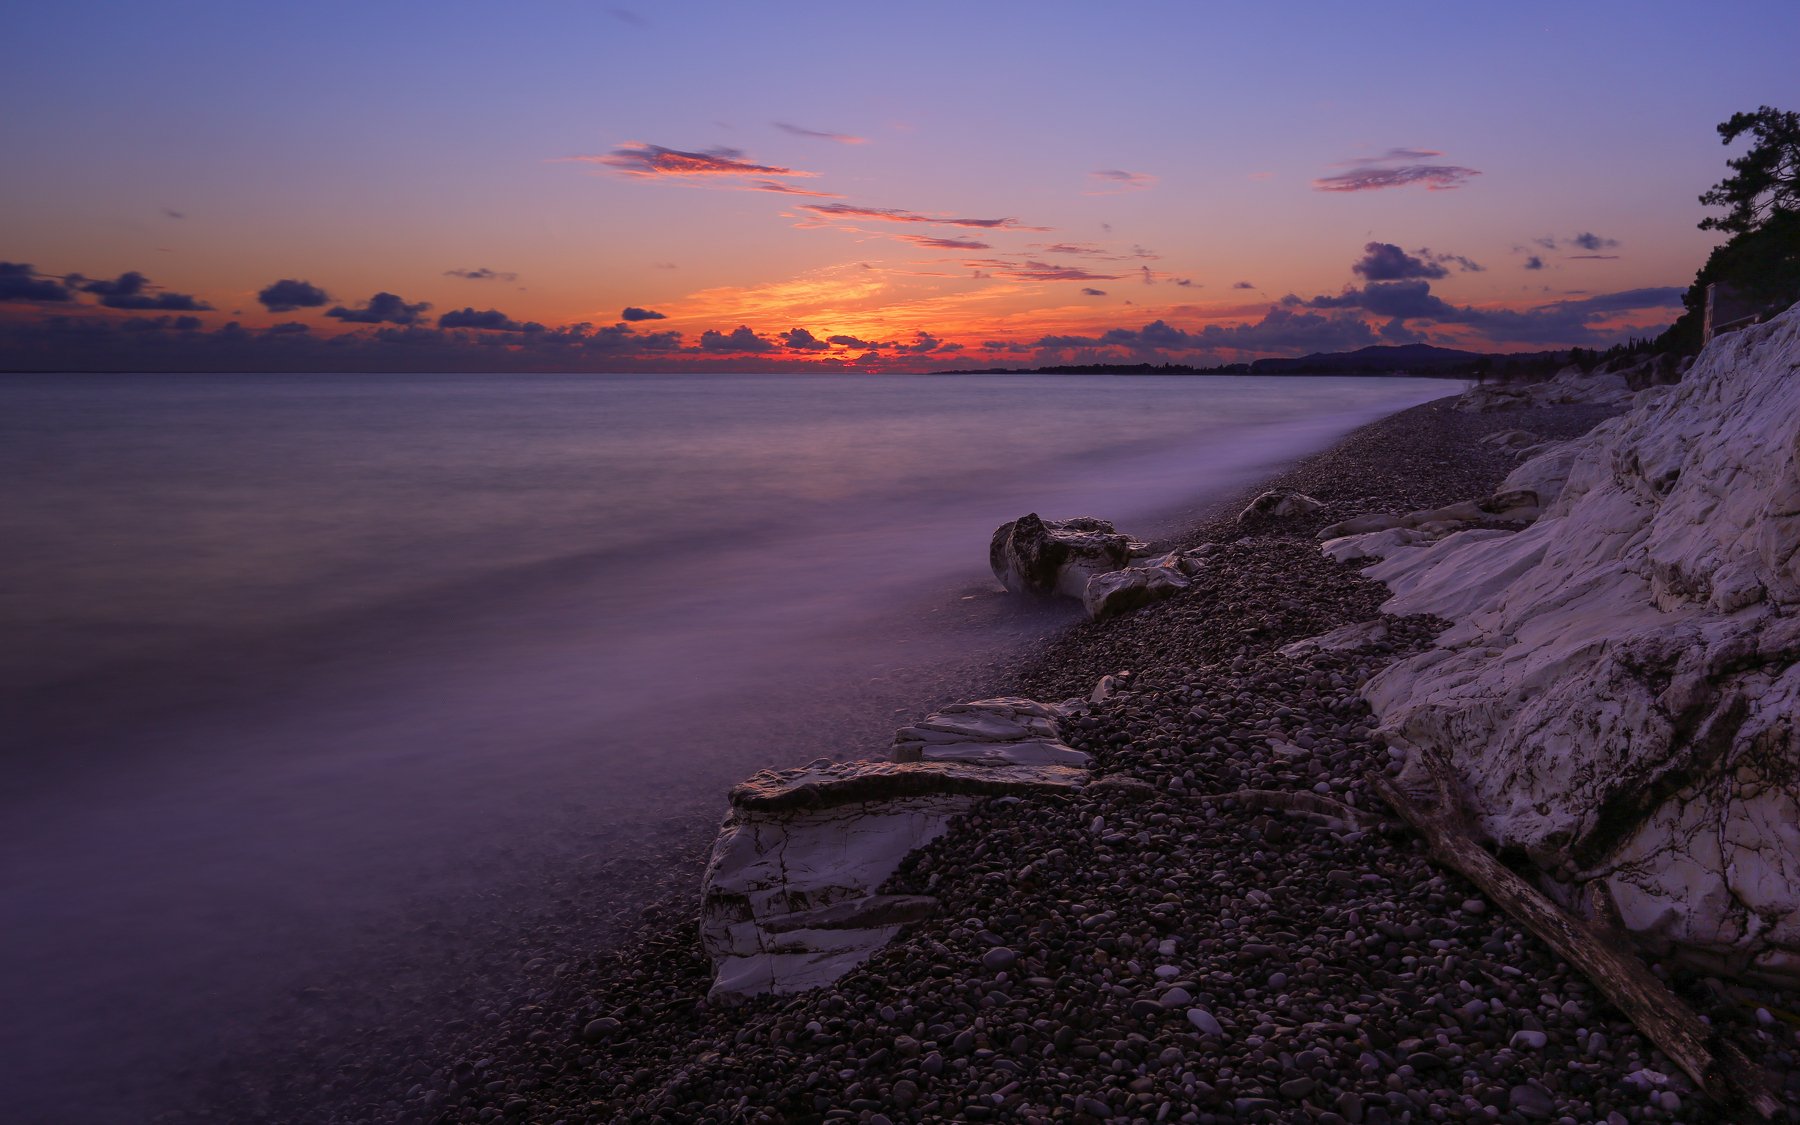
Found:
181,395 -> 1800,1123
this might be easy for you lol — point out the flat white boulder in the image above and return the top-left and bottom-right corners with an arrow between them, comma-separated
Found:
1360,303 -> 1800,983
894,696 -> 1091,768
703,740 -> 1088,999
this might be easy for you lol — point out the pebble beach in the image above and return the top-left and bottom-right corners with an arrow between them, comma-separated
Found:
197,394 -> 1800,1123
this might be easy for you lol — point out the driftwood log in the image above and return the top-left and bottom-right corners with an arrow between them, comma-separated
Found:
1371,747 -> 1779,1119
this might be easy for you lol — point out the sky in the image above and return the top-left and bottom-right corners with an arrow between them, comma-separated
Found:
1,0 -> 1796,373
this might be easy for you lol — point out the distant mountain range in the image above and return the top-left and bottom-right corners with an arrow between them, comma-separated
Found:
1248,343 -> 1483,374
938,343 -> 1569,377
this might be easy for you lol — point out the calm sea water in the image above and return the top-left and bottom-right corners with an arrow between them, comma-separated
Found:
0,371 -> 1454,1120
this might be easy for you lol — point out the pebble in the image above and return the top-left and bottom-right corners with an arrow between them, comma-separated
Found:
1187,1008 -> 1224,1036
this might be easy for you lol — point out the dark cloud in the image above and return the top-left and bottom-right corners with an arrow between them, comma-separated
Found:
1080,288 -> 1106,296
118,314 -> 205,333
781,327 -> 828,351
1352,242 -> 1448,281
901,333 -> 941,354
1525,256 -> 1546,271
699,325 -> 776,353
325,292 -> 431,325
162,208 -> 185,220
1175,278 -> 1197,287
0,309 -> 687,370
438,307 -> 542,332
1232,281 -> 1256,290
1313,164 -> 1480,193
581,143 -> 810,180
257,278 -> 329,312
1534,236 -> 1559,250
444,267 -> 518,282
799,203 -> 1046,230
81,271 -> 212,311
827,334 -> 889,350
1416,247 -> 1485,273
1290,277 -> 1683,344
621,307 -> 666,321
1570,232 -> 1620,251
1037,308 -> 1382,357
0,262 -> 76,303
1567,254 -> 1620,260
773,121 -> 867,145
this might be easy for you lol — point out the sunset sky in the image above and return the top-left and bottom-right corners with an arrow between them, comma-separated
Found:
2,0 -> 1795,372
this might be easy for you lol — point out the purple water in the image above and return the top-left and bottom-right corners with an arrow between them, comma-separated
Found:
0,371 -> 1455,1120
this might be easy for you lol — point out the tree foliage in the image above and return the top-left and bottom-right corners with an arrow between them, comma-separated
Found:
1697,106 -> 1800,235
1658,107 -> 1800,352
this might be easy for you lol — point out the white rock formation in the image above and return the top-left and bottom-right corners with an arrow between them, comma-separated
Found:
1356,304 -> 1800,982
703,700 -> 1090,999
893,696 -> 1091,767
1453,365 -> 1636,413
1316,491 -> 1543,561
1082,552 -> 1196,621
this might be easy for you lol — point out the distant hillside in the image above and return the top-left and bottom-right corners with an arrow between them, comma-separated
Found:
938,343 -> 1571,377
1248,343 -> 1482,374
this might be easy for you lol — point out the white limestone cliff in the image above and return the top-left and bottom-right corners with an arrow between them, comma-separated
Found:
1354,304 -> 1800,982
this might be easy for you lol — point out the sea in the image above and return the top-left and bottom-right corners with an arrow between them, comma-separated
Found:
0,371 -> 1456,1121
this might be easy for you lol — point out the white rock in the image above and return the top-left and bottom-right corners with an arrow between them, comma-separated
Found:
702,756 -> 1088,999
1453,366 -> 1635,413
893,697 -> 1091,768
1240,488 -> 1324,522
989,513 -> 1146,599
1316,512 -> 1406,540
1361,303 -> 1800,983
1082,557 -> 1190,620
1320,526 -> 1441,564
1277,618 -> 1390,659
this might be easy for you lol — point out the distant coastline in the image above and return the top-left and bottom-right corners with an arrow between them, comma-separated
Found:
936,341 -> 1582,378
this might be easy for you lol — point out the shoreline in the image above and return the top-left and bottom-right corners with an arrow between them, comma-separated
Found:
195,394 -> 1798,1122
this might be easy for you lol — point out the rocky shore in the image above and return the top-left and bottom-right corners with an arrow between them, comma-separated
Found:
209,373 -> 1800,1123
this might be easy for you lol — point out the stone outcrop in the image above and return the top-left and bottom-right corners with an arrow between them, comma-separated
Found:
1316,489 -> 1544,562
1238,488 -> 1324,523
988,514 -> 1146,599
989,515 -> 1204,620
1349,303 -> 1800,983
1453,365 -> 1636,413
1082,551 -> 1203,621
893,697 -> 1091,767
703,698 -> 1089,999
